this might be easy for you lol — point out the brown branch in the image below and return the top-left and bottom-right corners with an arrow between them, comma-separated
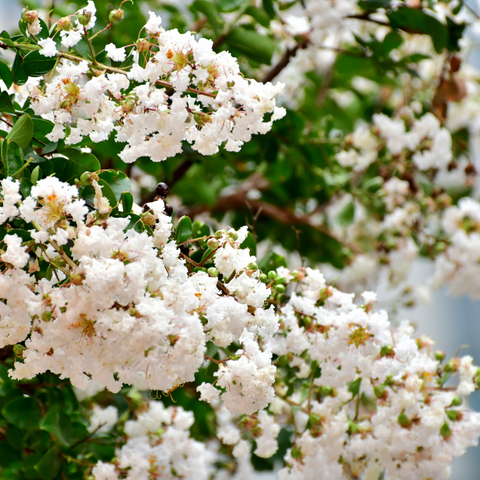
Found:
178,173 -> 362,254
262,37 -> 310,84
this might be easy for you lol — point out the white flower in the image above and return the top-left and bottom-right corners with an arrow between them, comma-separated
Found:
105,43 -> 126,62
38,38 -> 57,58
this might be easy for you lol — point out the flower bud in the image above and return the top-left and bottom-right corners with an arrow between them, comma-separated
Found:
380,345 -> 394,357
109,8 -> 124,23
136,38 -> 152,52
398,410 -> 410,428
274,284 -> 285,293
259,273 -> 267,283
58,16 -> 73,31
451,396 -> 463,407
207,238 -> 219,250
77,10 -> 92,26
267,271 -> 277,280
275,276 -> 286,285
446,410 -> 460,421
214,230 -> 223,239
228,230 -> 239,241
440,422 -> 452,439
22,7 -> 38,24
435,350 -> 446,362
248,262 -> 258,270
207,267 -> 218,277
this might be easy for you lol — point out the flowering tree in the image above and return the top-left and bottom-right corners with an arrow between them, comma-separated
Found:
1,0 -> 480,478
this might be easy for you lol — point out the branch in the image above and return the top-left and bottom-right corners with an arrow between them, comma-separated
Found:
178,173 -> 363,254
262,37 -> 309,84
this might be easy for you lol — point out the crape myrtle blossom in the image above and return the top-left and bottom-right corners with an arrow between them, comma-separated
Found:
0,177 -> 277,410
1,177 -> 480,477
32,7 -> 285,163
91,402 -> 214,480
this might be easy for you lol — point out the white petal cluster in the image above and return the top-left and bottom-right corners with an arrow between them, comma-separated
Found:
92,402 -> 214,480
269,268 -> 480,480
0,177 -> 277,414
431,198 -> 480,298
30,9 -> 285,163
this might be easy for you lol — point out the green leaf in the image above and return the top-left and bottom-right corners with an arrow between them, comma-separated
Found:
0,441 -> 21,468
89,442 -> 115,462
348,378 -> 362,397
20,178 -> 32,197
34,447 -> 60,480
12,53 -> 28,86
225,27 -> 276,64
81,179 -> 118,208
262,0 -> 275,18
40,411 -> 72,448
191,1 -> 222,33
0,61 -> 12,89
387,8 -> 448,53
245,6 -> 271,27
0,91 -> 15,113
240,231 -> 257,256
336,200 -> 355,227
2,397 -> 42,430
50,148 -> 100,183
258,251 -> 287,272
176,216 -> 193,244
98,170 -> 131,201
218,0 -> 246,12
2,141 -> 24,177
121,191 -> 134,214
31,165 -> 40,184
6,114 -> 34,149
23,50 -> 57,77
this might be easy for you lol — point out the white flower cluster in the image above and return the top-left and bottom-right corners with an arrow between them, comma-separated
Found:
31,5 -> 285,162
0,177 -> 277,413
336,112 -> 453,172
267,270 -> 480,480
92,402 -> 214,480
432,197 -> 480,298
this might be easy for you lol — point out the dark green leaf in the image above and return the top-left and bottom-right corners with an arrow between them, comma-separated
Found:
23,50 -> 57,77
0,441 -> 21,468
51,148 -> 100,183
34,447 -> 60,480
2,397 -> 42,430
12,53 -> 28,86
336,200 -> 355,227
191,1 -> 222,33
348,378 -> 362,396
226,27 -> 276,64
2,140 -> 24,177
6,114 -> 34,149
121,191 -> 134,213
0,91 -> 15,113
258,251 -> 287,271
176,216 -> 193,244
0,61 -> 12,89
240,231 -> 257,256
262,0 -> 275,18
40,411 -> 72,447
20,178 -> 32,197
98,170 -> 131,201
89,442 -> 115,462
387,8 -> 448,53
218,0 -> 246,12
245,6 -> 271,27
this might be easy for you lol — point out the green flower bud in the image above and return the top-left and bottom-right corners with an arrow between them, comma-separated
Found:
79,171 -> 92,184
434,350 -> 446,362
77,10 -> 92,26
275,284 -> 286,293
451,396 -> 463,407
259,273 -> 268,283
374,385 -> 385,398
109,8 -> 124,23
267,271 -> 277,280
248,262 -> 258,270
380,345 -> 394,357
275,276 -> 287,285
58,16 -> 73,31
398,410 -> 410,428
446,410 -> 460,421
207,238 -> 219,250
440,422 -> 452,439
214,230 -> 223,239
207,267 -> 218,277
